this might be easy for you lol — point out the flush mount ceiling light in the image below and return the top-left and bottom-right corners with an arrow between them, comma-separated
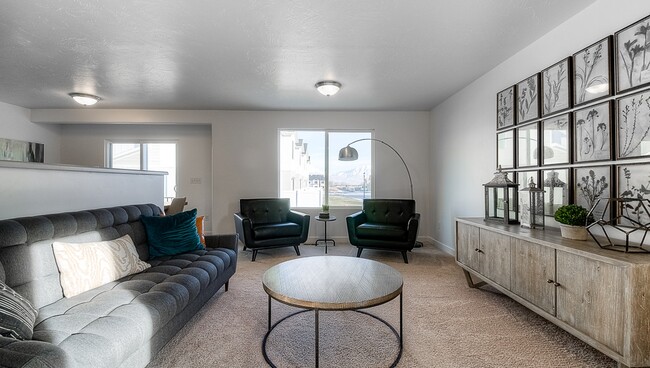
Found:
315,81 -> 341,96
69,93 -> 101,106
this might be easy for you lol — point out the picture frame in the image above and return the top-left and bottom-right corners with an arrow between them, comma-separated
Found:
497,129 -> 515,169
615,15 -> 650,93
573,101 -> 613,163
616,89 -> 650,159
0,138 -> 44,163
516,74 -> 540,124
574,165 -> 612,220
573,36 -> 613,107
617,163 -> 650,226
517,122 -> 539,168
541,114 -> 570,166
497,85 -> 516,130
542,168 -> 570,217
542,58 -> 572,116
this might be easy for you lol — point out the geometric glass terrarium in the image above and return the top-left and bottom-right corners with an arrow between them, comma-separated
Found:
483,167 -> 519,225
519,177 -> 545,229
586,197 -> 650,253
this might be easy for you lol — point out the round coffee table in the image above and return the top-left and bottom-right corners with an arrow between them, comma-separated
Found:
262,256 -> 403,368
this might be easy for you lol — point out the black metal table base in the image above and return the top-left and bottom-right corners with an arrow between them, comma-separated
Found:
314,238 -> 335,254
262,294 -> 403,368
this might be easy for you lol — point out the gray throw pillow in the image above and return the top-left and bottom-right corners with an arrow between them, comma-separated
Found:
0,281 -> 38,340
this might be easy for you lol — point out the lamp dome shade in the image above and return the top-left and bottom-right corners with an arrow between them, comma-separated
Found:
338,146 -> 359,161
315,81 -> 341,96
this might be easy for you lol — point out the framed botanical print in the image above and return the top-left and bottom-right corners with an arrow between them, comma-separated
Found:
617,163 -> 650,226
517,122 -> 539,168
573,101 -> 612,163
573,36 -> 613,106
542,168 -> 570,217
497,85 -> 516,130
542,58 -> 572,116
541,114 -> 570,166
617,89 -> 650,159
516,74 -> 540,124
497,129 -> 515,169
574,166 -> 612,220
616,15 -> 650,93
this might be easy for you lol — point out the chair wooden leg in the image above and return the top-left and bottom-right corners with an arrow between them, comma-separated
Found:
294,245 -> 301,256
401,251 -> 409,264
225,281 -> 229,291
251,250 -> 258,262
356,248 -> 363,258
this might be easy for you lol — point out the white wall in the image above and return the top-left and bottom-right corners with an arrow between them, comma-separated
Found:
0,101 -> 62,163
430,0 -> 650,252
33,109 -> 430,239
59,124 -> 213,230
210,110 -> 431,238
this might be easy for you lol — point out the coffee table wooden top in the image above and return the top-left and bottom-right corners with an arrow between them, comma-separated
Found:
262,256 -> 403,310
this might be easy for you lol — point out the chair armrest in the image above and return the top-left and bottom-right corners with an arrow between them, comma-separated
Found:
345,211 -> 367,245
204,233 -> 239,252
406,213 -> 421,242
288,210 -> 311,243
233,212 -> 254,247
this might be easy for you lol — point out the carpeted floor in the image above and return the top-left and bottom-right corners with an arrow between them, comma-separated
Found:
147,241 -> 617,368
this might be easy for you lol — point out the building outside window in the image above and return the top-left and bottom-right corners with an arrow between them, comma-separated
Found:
279,130 -> 372,208
107,142 -> 177,199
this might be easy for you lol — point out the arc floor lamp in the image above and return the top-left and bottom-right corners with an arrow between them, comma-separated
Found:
338,138 -> 414,200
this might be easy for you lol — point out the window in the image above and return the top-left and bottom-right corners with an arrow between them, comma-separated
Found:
107,142 -> 177,198
279,130 -> 372,207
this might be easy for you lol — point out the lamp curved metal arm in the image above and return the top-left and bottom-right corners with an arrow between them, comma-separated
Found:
341,138 -> 413,200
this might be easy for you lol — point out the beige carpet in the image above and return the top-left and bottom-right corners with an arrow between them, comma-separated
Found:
147,241 -> 616,368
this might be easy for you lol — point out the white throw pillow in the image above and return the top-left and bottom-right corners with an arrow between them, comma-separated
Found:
52,234 -> 151,298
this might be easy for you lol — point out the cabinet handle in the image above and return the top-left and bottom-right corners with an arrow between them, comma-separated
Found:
475,248 -> 484,253
546,279 -> 561,287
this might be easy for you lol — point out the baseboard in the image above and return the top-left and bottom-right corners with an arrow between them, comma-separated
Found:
422,236 -> 455,255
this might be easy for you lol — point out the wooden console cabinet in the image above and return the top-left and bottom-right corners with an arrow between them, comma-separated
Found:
456,218 -> 650,368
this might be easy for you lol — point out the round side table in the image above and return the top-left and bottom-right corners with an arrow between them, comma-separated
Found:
314,215 -> 336,254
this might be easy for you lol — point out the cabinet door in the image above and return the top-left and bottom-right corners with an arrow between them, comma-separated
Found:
556,251 -> 624,355
511,239 -> 556,315
456,222 -> 480,271
479,229 -> 511,289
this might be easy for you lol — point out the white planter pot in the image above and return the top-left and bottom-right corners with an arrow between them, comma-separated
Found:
559,224 -> 588,241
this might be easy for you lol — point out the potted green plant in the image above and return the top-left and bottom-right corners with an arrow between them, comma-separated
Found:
554,204 -> 591,240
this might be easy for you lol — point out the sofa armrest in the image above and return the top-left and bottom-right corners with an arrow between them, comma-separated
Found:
287,210 -> 310,243
0,336 -> 71,368
204,233 -> 239,252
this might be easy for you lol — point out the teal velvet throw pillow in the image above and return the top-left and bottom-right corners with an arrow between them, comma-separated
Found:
141,208 -> 203,258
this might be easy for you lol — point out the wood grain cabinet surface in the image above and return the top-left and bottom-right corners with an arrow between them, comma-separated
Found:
456,218 -> 650,368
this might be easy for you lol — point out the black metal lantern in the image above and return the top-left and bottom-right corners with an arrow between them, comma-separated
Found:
519,178 -> 545,229
483,167 -> 519,224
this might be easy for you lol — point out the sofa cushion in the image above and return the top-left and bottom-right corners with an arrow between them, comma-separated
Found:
356,223 -> 407,240
253,222 -> 302,240
141,209 -> 203,258
0,281 -> 38,340
52,235 -> 151,298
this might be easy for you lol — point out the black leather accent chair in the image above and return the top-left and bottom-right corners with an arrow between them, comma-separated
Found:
346,199 -> 420,263
234,198 -> 310,261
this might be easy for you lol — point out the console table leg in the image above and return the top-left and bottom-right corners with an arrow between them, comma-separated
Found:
315,309 -> 320,368
463,269 -> 486,289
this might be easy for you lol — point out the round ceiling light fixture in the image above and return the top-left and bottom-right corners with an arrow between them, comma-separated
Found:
315,80 -> 341,96
69,92 -> 101,106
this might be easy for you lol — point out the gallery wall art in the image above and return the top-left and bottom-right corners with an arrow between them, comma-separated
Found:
0,138 -> 44,163
494,13 -> 650,222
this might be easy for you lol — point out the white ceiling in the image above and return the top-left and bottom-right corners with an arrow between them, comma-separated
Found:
0,0 -> 595,111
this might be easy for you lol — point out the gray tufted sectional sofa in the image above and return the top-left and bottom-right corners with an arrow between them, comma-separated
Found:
0,204 -> 238,368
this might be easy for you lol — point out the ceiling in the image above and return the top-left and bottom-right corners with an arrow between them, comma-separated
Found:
0,0 -> 595,111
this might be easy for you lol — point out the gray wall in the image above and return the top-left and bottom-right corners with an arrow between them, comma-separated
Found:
430,0 -> 650,252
